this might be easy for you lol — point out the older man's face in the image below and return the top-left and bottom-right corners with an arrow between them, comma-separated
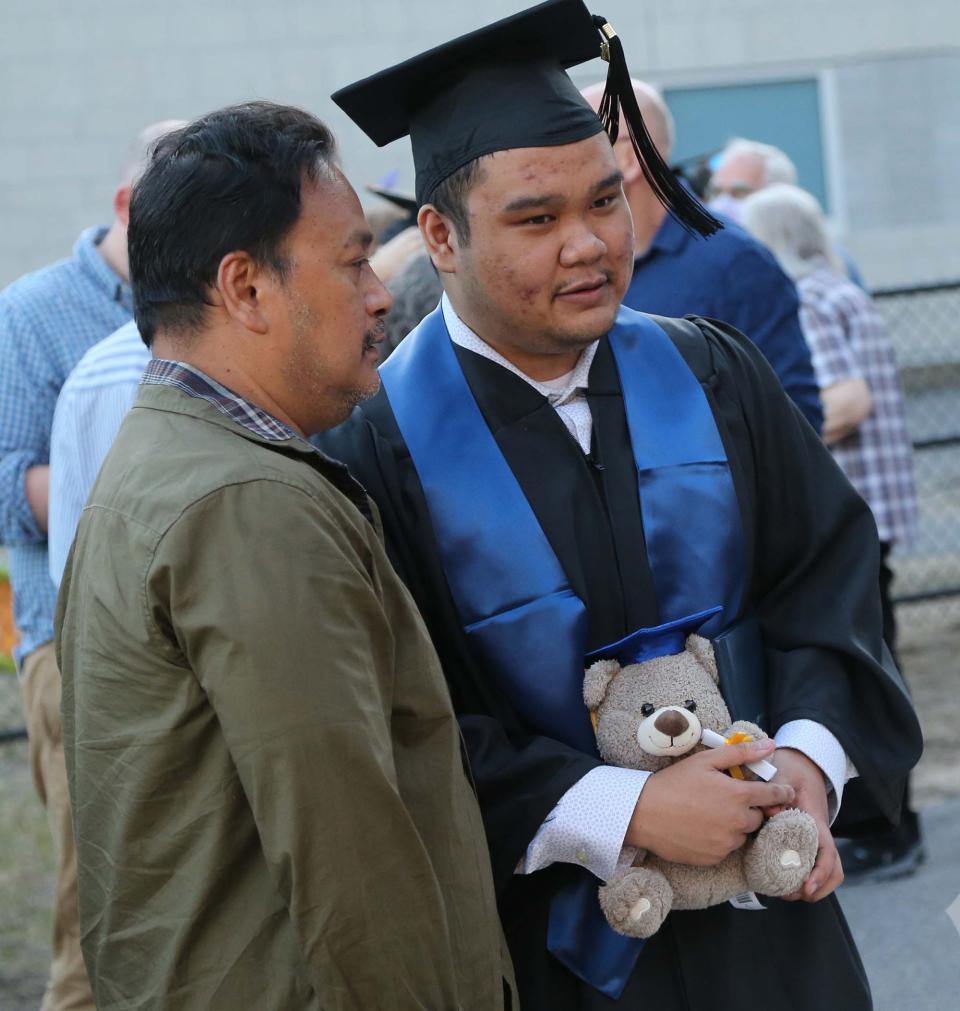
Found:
707,151 -> 766,201
272,171 -> 393,433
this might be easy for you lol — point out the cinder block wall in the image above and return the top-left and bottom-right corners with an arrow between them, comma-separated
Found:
2,0 -> 958,289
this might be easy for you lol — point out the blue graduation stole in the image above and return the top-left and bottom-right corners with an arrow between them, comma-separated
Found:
380,304 -> 746,999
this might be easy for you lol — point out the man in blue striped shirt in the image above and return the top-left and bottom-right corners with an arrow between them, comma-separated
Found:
0,121 -> 179,1011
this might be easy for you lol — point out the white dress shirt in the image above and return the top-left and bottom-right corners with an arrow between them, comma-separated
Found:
48,321 -> 150,586
441,295 -> 856,881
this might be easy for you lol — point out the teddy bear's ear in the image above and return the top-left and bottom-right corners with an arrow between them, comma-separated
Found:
583,659 -> 621,709
686,634 -> 719,683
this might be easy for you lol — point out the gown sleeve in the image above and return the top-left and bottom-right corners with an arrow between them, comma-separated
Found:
319,411 -> 601,888
692,316 -> 922,835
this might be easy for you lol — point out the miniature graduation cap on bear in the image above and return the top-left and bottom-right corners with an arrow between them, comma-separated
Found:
332,0 -> 721,236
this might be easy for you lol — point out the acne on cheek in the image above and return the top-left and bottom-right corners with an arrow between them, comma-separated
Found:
497,262 -> 539,305
612,223 -> 636,274
503,271 -> 537,305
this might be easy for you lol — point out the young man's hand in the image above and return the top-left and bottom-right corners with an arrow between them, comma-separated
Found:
763,747 -> 844,902
625,739 -> 796,865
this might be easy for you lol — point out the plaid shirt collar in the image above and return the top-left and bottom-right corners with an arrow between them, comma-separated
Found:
141,359 -> 298,442
74,226 -> 134,313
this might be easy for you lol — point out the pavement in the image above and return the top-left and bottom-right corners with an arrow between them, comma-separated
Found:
838,798 -> 960,1010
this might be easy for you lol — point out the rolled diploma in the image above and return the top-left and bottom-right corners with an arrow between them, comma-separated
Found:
701,728 -> 778,781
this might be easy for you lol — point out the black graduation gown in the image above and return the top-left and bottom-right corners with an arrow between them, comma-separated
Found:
319,315 -> 922,1011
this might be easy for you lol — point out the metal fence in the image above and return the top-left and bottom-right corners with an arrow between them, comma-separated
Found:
874,281 -> 960,622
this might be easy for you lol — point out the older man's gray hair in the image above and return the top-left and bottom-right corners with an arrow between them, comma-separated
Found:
719,138 -> 798,187
120,120 -> 188,185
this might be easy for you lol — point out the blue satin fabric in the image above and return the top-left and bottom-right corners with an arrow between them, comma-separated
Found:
380,306 -> 596,753
380,304 -> 746,999
608,312 -> 744,636
548,872 -> 641,999
467,591 -> 594,753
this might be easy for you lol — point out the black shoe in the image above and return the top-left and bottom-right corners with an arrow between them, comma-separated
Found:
837,830 -> 926,885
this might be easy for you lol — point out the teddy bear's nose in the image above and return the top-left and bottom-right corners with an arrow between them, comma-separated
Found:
653,710 -> 690,738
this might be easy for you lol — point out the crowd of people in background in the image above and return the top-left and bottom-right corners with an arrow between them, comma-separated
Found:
0,120 -> 180,1010
0,13 -> 924,1009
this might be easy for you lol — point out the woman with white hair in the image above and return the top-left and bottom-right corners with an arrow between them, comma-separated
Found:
742,183 -> 923,883
741,185 -> 873,443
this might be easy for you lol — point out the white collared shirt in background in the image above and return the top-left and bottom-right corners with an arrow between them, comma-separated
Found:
48,321 -> 150,587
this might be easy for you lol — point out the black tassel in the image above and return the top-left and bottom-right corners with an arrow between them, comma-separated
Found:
591,15 -> 723,239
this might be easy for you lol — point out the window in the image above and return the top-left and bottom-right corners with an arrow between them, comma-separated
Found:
664,78 -> 828,210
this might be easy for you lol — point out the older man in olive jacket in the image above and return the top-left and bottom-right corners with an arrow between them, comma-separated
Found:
56,103 -> 513,1011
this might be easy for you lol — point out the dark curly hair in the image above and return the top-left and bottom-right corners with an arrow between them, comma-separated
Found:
129,101 -> 338,347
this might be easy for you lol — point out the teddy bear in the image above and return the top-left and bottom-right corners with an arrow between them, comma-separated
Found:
583,632 -> 819,940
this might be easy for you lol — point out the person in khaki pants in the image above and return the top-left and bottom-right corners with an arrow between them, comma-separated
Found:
0,120 -> 180,1011
20,644 -> 84,1008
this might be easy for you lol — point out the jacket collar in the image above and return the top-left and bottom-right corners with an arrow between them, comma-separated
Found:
133,382 -> 373,520
142,359 -> 298,442
134,380 -> 318,456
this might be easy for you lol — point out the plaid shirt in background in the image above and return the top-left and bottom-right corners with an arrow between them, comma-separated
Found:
798,264 -> 918,548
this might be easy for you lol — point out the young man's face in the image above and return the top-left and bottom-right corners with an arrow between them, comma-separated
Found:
447,132 -> 635,359
274,171 -> 392,433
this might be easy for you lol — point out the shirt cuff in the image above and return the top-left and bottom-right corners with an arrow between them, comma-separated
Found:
0,451 -> 46,545
518,766 -> 650,882
775,719 -> 858,825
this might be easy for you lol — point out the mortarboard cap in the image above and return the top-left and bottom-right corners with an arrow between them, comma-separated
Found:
585,606 -> 722,666
366,182 -> 418,215
333,0 -> 720,235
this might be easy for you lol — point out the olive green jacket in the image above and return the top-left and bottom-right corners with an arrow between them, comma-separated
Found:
57,384 -> 513,1011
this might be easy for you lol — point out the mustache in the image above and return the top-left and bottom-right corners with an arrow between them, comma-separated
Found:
363,319 -> 386,350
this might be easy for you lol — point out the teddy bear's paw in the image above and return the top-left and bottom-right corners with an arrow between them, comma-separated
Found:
724,720 -> 767,742
598,867 -> 673,939
744,809 -> 819,897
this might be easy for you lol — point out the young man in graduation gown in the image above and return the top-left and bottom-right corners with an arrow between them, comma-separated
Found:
322,2 -> 922,1008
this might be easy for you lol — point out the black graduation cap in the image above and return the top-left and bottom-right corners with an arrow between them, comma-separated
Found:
365,183 -> 418,215
332,0 -> 720,236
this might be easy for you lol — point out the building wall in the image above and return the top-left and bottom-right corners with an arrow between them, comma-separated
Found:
1,0 -> 958,289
